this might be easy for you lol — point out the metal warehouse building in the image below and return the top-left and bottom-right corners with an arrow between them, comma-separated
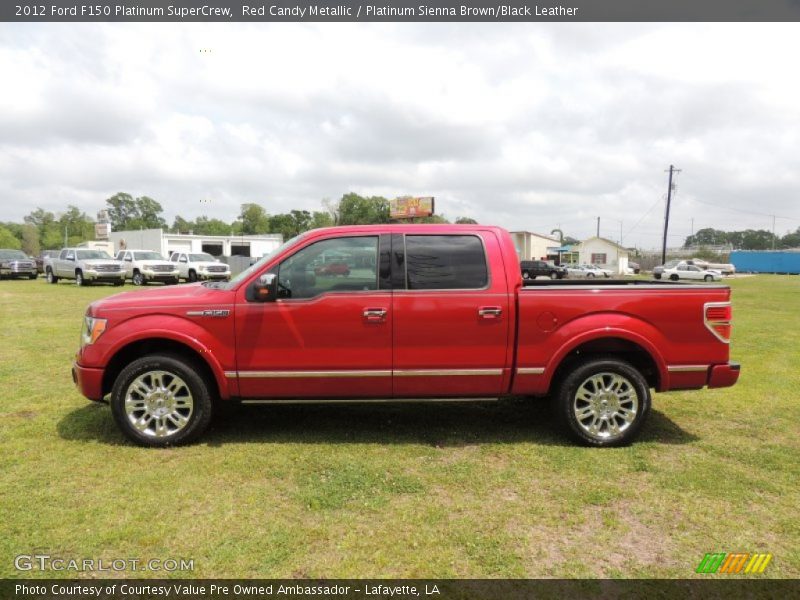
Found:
108,229 -> 284,260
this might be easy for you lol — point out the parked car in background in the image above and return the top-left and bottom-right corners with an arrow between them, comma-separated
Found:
520,260 -> 567,280
0,249 -> 37,279
690,258 -> 736,275
566,264 -> 605,278
44,248 -> 125,286
116,249 -> 180,286
314,261 -> 351,277
588,264 -> 613,278
653,259 -> 680,280
169,252 -> 231,282
661,262 -> 722,282
627,261 -> 641,275
36,250 -> 61,274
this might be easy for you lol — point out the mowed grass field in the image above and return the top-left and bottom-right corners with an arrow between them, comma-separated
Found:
0,275 -> 798,579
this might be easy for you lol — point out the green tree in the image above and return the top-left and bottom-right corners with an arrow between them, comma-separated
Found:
105,193 -> 166,230
238,203 -> 270,235
58,205 -> 95,246
134,196 -> 167,229
684,228 -> 728,247
455,217 -> 478,224
23,208 -> 60,248
780,227 -> 800,249
337,193 -> 390,225
310,211 -> 334,229
171,215 -> 194,234
21,224 -> 40,256
193,216 -> 232,236
0,225 -> 21,249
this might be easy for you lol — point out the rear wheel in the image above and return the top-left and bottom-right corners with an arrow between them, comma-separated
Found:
110,354 -> 213,447
669,274 -> 679,281
46,269 -> 58,284
587,272 -> 595,278
554,357 -> 651,447
704,274 -> 713,282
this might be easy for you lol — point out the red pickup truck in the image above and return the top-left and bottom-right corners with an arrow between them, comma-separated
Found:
72,225 -> 739,448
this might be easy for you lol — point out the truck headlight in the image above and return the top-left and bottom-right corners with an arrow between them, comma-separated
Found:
81,316 -> 107,348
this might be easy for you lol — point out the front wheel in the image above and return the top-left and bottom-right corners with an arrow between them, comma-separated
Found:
132,271 -> 144,286
29,273 -> 37,280
46,269 -> 58,284
110,354 -> 213,447
549,271 -> 558,280
188,270 -> 198,283
522,271 -> 531,280
75,270 -> 86,286
587,272 -> 595,278
669,274 -> 679,281
553,357 -> 651,447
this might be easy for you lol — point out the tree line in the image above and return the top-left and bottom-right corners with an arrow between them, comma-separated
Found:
684,227 -> 800,251
0,192 -> 478,256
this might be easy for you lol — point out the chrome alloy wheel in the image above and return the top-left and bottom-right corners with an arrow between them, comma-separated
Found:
573,372 -> 639,440
124,370 -> 194,438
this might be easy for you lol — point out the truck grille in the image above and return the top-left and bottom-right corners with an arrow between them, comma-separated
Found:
206,265 -> 228,273
151,265 -> 174,272
95,264 -> 122,272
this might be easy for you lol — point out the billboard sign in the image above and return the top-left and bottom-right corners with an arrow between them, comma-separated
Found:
390,196 -> 434,219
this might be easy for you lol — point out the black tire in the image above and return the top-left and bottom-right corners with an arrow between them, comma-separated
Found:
587,272 -> 595,278
75,270 -> 86,286
704,274 -> 713,282
113,280 -> 124,287
653,273 -> 661,280
46,268 -> 58,284
132,271 -> 144,286
553,357 -> 651,447
188,270 -> 198,283
549,271 -> 558,280
110,354 -> 214,447
169,278 -> 180,285
29,273 -> 37,280
669,274 -> 679,281
522,271 -> 531,280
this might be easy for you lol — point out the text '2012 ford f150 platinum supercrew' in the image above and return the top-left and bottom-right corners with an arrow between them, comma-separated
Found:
72,225 -> 739,447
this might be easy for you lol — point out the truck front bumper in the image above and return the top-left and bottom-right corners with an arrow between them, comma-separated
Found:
707,361 -> 741,388
72,362 -> 106,402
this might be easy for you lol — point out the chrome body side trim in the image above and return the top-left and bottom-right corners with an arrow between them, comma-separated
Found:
240,397 -> 500,405
666,365 -> 709,373
394,369 -> 503,377
516,367 -> 546,375
236,370 -> 392,379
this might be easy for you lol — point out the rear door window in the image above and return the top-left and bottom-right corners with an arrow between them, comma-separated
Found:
405,235 -> 488,290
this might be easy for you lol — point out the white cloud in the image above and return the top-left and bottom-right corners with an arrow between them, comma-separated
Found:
1,22 -> 799,247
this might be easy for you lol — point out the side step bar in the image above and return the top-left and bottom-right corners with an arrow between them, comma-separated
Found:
239,397 -> 500,405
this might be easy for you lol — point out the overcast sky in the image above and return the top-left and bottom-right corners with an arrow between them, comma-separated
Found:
1,22 -> 799,248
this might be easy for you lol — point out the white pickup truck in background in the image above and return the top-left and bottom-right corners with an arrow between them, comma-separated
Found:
116,249 -> 179,285
168,251 -> 231,282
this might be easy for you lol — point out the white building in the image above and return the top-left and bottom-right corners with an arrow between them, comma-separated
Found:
108,229 -> 283,260
510,231 -> 562,262
577,236 -> 630,275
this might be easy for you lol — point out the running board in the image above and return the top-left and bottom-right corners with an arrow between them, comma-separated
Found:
239,397 -> 500,405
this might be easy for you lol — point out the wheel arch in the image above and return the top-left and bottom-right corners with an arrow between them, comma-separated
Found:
101,336 -> 230,402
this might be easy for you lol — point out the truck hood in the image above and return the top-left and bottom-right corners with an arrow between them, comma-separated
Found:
138,260 -> 176,268
84,259 -> 123,267
194,261 -> 229,269
90,283 -> 234,314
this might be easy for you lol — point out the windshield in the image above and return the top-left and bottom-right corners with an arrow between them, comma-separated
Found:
134,251 -> 164,260
76,250 -> 113,260
189,253 -> 216,262
225,233 -> 309,287
0,250 -> 28,259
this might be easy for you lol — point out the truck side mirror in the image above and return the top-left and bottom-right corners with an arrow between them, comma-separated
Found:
253,273 -> 278,302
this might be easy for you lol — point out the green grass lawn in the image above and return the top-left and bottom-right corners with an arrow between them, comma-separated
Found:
1,275 -> 798,579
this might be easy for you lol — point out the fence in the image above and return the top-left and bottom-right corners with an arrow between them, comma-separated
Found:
730,251 -> 800,274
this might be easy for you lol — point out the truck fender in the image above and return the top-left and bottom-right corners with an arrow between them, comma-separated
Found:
100,315 -> 234,400
542,314 -> 669,392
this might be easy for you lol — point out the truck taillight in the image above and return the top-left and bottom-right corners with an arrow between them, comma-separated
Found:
704,302 -> 732,343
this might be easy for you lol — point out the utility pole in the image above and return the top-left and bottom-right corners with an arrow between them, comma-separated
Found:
596,217 -> 600,238
662,165 -> 681,265
772,215 -> 776,250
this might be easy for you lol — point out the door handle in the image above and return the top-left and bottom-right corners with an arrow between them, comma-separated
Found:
363,308 -> 388,322
478,306 -> 502,319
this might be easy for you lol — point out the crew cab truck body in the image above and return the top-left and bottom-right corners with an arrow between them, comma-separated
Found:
46,248 -> 125,286
169,252 -> 231,282
116,249 -> 180,286
72,225 -> 739,447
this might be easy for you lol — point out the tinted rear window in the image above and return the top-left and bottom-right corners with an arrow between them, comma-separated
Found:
405,235 -> 488,290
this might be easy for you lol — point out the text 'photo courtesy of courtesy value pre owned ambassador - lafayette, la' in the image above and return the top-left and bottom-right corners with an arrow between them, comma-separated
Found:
72,224 -> 739,448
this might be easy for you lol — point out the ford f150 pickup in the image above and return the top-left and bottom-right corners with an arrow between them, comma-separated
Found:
72,225 -> 740,447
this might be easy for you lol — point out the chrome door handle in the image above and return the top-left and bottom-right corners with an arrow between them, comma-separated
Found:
363,308 -> 388,322
478,307 -> 502,318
